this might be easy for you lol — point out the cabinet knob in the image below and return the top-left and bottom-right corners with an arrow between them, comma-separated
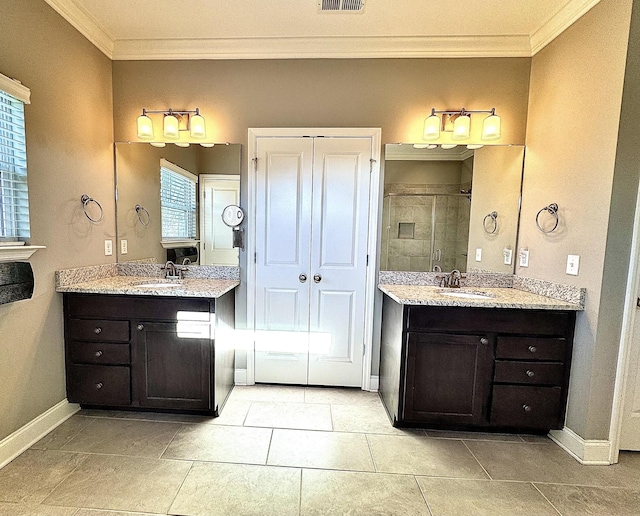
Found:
522,404 -> 532,412
528,345 -> 537,353
526,369 -> 535,377
299,274 -> 307,283
480,337 -> 489,345
95,382 -> 103,390
137,324 -> 144,331
313,274 -> 322,283
94,327 -> 102,334
95,350 -> 103,357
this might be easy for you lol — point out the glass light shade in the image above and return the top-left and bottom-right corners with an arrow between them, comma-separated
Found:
441,144 -> 457,149
413,144 -> 429,149
452,115 -> 471,141
137,115 -> 154,140
163,114 -> 180,139
467,144 -> 484,149
423,115 -> 441,141
150,142 -> 166,148
200,143 -> 215,148
190,114 -> 206,139
427,144 -> 438,149
482,114 -> 501,141
175,142 -> 190,148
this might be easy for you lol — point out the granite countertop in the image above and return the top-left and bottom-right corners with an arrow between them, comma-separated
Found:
379,284 -> 583,311
56,275 -> 239,298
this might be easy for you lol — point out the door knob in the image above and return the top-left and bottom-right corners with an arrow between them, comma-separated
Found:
299,274 -> 307,283
479,337 -> 489,345
313,274 -> 322,283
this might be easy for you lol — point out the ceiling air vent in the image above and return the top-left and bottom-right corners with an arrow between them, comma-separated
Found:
319,0 -> 365,12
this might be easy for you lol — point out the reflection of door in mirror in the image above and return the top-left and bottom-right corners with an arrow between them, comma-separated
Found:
200,175 -> 240,265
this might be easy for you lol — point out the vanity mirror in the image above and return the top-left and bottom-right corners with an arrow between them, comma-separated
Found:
115,142 -> 242,265
382,144 -> 524,274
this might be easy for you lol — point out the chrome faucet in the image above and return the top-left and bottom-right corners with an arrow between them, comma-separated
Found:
448,269 -> 462,288
161,260 -> 188,280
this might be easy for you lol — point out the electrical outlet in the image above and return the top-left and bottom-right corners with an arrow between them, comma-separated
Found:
566,254 -> 580,275
519,248 -> 529,267
475,248 -> 482,262
503,248 -> 513,265
120,239 -> 128,255
104,239 -> 113,256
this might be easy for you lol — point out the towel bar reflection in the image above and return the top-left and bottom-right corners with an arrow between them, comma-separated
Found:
536,203 -> 559,233
81,194 -> 104,224
135,204 -> 150,226
483,211 -> 498,234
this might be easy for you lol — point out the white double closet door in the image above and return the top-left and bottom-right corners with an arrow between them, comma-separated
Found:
254,135 -> 372,387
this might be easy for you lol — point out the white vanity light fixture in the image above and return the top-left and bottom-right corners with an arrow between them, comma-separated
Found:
422,107 -> 501,142
467,144 -> 484,149
175,142 -> 190,148
150,142 -> 166,148
200,143 -> 215,148
136,107 -> 207,142
441,144 -> 457,149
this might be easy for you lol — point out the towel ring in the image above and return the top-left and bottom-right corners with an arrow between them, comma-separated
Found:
80,194 -> 104,224
135,204 -> 150,226
483,211 -> 498,234
536,203 -> 559,233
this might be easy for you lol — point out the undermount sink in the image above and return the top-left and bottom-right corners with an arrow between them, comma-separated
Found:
135,282 -> 182,288
439,290 -> 493,300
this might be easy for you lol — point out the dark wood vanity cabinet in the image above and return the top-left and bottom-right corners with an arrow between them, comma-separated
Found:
63,292 -> 235,415
379,296 -> 575,432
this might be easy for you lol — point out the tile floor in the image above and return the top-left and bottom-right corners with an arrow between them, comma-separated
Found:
0,385 -> 639,515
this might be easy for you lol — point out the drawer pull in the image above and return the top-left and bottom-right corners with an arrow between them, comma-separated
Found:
137,324 -> 144,331
528,345 -> 537,353
95,382 -> 104,390
526,370 -> 535,377
480,337 -> 489,345
95,350 -> 103,357
522,404 -> 532,412
94,327 -> 102,334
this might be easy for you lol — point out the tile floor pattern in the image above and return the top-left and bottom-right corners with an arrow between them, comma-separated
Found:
0,385 -> 639,515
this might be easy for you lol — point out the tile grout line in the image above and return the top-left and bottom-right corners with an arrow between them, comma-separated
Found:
158,423 -> 185,459
37,451 -> 92,508
264,428 -> 275,466
365,433 -> 379,473
461,440 -> 493,480
165,460 -> 196,515
413,474 -> 435,516
298,468 -> 304,516
531,482 -> 564,516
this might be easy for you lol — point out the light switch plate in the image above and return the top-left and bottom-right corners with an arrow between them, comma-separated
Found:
567,254 -> 580,275
519,248 -> 529,267
120,239 -> 128,255
503,248 -> 513,265
475,248 -> 482,261
104,239 -> 113,256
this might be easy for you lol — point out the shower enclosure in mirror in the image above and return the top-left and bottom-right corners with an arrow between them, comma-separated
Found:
115,142 -> 241,265
382,144 -> 524,274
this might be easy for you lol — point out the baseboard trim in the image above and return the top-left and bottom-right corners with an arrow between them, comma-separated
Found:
0,399 -> 80,469
369,375 -> 379,392
234,369 -> 247,386
549,426 -> 612,465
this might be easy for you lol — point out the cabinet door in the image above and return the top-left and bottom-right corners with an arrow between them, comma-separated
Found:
135,322 -> 212,411
403,332 -> 493,425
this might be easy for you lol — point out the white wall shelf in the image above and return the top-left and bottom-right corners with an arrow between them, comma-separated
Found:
0,246 -> 46,263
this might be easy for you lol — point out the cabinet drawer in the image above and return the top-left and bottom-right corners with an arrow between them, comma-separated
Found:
67,364 -> 131,406
495,337 -> 566,361
68,319 -> 130,342
494,360 -> 564,386
490,385 -> 562,430
68,341 -> 130,365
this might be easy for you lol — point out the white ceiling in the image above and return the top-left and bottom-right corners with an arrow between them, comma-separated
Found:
44,0 -> 601,60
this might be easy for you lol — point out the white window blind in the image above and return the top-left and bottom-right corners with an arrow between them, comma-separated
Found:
160,159 -> 197,240
0,74 -> 30,241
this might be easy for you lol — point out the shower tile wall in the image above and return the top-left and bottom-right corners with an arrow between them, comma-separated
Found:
382,183 -> 471,272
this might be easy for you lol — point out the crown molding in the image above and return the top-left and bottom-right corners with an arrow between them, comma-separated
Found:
530,0 -> 602,55
43,0 -> 601,61
111,35 -> 532,60
43,0 -> 114,58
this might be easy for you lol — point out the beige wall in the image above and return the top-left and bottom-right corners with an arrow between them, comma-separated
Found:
0,1 -> 114,440
521,0 -> 633,439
